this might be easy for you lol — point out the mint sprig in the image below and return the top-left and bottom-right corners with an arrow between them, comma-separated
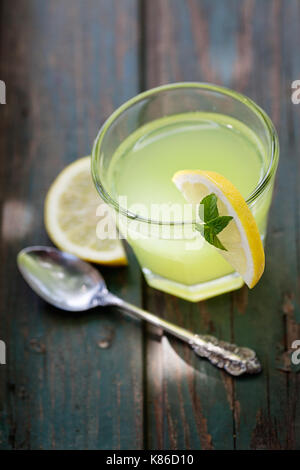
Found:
195,193 -> 233,251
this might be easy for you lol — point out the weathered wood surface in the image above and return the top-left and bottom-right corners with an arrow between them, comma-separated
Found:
144,0 -> 300,450
0,0 -> 143,450
0,0 -> 299,450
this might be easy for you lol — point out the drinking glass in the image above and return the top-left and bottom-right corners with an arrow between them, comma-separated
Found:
92,83 -> 279,301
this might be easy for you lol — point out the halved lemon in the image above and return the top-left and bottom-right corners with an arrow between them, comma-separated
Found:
172,170 -> 265,288
44,156 -> 127,265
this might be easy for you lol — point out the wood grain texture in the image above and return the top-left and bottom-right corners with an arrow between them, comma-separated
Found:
0,0 -> 143,450
144,0 -> 300,450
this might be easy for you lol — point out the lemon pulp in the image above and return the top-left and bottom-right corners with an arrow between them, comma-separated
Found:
45,157 -> 127,265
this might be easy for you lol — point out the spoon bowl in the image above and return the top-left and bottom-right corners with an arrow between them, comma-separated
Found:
17,246 -> 108,311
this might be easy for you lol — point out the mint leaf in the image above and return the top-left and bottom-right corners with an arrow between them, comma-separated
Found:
203,225 -> 215,245
211,234 -> 228,251
206,215 -> 233,234
194,223 -> 204,235
203,225 -> 228,251
200,193 -> 219,222
196,193 -> 233,251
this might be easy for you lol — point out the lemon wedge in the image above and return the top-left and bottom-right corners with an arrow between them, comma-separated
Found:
44,156 -> 127,265
172,170 -> 265,288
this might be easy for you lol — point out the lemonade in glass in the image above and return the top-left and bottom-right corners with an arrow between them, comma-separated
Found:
92,83 -> 279,301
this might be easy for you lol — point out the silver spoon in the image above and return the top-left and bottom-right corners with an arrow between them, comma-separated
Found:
17,246 -> 262,376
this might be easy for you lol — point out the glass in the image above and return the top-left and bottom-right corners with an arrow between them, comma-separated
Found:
92,83 -> 279,302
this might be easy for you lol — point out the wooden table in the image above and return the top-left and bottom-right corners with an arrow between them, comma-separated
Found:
0,0 -> 299,450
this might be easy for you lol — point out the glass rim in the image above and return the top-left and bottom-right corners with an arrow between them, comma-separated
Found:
92,82 -> 279,226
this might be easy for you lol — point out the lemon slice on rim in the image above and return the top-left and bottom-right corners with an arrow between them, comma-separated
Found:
172,170 -> 265,288
44,156 -> 127,265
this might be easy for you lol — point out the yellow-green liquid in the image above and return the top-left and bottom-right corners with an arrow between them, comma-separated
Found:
107,113 -> 272,301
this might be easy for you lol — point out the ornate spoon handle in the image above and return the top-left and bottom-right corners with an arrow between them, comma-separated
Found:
107,294 -> 262,376
190,334 -> 261,376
